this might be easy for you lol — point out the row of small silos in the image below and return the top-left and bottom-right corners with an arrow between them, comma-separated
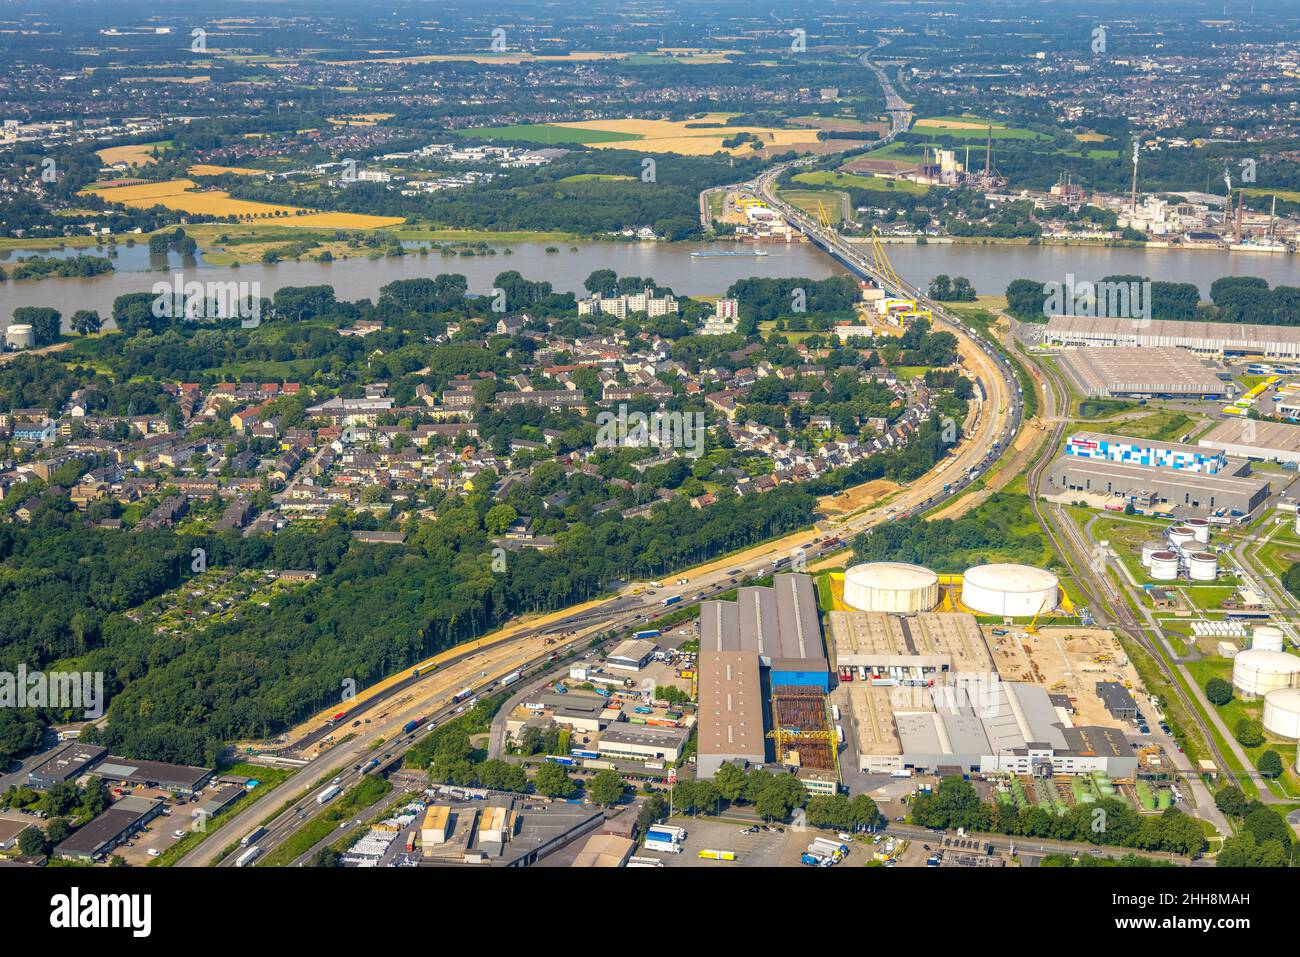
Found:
1140,519 -> 1216,581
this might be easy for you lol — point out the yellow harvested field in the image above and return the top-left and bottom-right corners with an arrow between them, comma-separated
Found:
96,143 -> 165,166
914,118 -> 995,130
84,179 -> 404,229
187,164 -> 267,177
327,112 -> 395,126
1075,132 -> 1109,143
340,51 -> 627,65
554,116 -> 819,156
119,75 -> 212,84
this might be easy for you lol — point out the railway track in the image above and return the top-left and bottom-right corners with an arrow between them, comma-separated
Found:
1021,343 -> 1243,793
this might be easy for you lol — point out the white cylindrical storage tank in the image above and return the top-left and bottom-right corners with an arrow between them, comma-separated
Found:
1232,648 -> 1300,699
960,563 -> 1058,617
1187,552 -> 1217,581
5,324 -> 35,350
1148,550 -> 1179,581
1295,512 -> 1300,537
1184,518 -> 1211,544
1167,526 -> 1195,551
1252,625 -> 1285,653
1141,541 -> 1163,568
843,562 -> 939,614
1263,688 -> 1300,739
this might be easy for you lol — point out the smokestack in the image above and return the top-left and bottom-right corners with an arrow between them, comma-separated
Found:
1130,141 -> 1139,215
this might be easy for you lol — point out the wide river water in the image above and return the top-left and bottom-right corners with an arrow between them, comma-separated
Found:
0,238 -> 1295,332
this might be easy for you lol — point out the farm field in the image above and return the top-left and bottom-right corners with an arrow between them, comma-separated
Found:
911,116 -> 1049,141
83,178 -> 405,228
327,112 -> 396,125
188,164 -> 268,177
96,141 -> 171,166
778,188 -> 845,222
463,113 -> 825,155
793,169 -> 928,195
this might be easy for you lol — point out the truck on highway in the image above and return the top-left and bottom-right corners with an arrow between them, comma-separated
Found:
500,670 -> 521,687
661,594 -> 683,607
317,784 -> 342,804
633,629 -> 661,639
361,758 -> 380,774
412,663 -> 437,678
236,845 -> 262,867
402,715 -> 426,734
452,687 -> 474,703
241,826 -> 267,847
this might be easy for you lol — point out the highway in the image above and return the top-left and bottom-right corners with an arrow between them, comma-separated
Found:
184,48 -> 1027,866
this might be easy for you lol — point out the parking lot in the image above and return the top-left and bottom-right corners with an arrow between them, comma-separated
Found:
645,817 -> 792,867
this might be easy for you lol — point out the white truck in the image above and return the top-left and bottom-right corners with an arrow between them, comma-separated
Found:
643,838 -> 682,854
235,845 -> 262,867
317,784 -> 342,805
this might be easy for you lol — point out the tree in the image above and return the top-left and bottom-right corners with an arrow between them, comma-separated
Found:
484,504 -> 518,536
1234,717 -> 1265,748
1205,677 -> 1233,706
637,793 -> 667,834
655,685 -> 690,706
70,309 -> 102,336
310,847 -> 341,867
755,786 -> 791,821
534,760 -> 575,798
712,763 -> 747,803
45,817 -> 70,844
1258,750 -> 1283,779
588,768 -> 626,807
1214,785 -> 1249,818
12,306 -> 61,346
17,825 -> 46,857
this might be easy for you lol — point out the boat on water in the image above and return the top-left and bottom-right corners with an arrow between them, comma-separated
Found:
690,248 -> 770,258
1228,241 -> 1291,254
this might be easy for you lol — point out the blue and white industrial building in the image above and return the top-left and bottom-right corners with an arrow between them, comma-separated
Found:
1064,432 -> 1227,474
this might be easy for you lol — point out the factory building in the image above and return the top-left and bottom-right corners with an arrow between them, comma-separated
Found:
1045,457 -> 1270,516
1198,419 -> 1300,466
1095,681 -> 1138,721
604,638 -> 656,672
1056,347 -> 1229,399
695,650 -> 765,778
53,796 -> 163,861
893,681 -> 1138,777
828,611 -> 995,676
1044,315 -> 1300,359
26,742 -> 107,789
92,756 -> 214,796
1065,432 -> 1227,474
596,725 -> 690,763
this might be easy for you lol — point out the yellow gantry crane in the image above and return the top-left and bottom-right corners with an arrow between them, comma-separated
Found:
868,226 -> 904,292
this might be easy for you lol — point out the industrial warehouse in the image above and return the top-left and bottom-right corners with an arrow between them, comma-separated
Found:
696,573 -> 832,781
1045,432 -> 1271,515
1043,314 -> 1300,359
1198,418 -> 1300,465
1055,346 -> 1229,399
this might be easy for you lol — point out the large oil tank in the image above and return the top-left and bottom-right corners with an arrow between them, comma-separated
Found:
1167,526 -> 1196,551
1187,552 -> 1217,581
1252,625 -> 1285,653
960,564 -> 1058,618
1231,648 -> 1300,699
843,562 -> 939,614
1141,541 -> 1164,568
1263,688 -> 1300,739
5,324 -> 35,350
1148,550 -> 1179,581
1184,518 -> 1211,545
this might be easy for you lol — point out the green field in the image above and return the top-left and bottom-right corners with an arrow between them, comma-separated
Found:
793,170 -> 928,196
454,124 -> 641,145
912,117 -> 1048,141
778,188 -> 845,223
558,173 -> 635,182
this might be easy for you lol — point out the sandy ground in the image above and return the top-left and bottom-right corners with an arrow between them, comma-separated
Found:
819,479 -> 901,518
985,625 -> 1140,726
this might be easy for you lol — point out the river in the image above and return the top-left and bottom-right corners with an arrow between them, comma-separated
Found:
0,238 -> 1295,332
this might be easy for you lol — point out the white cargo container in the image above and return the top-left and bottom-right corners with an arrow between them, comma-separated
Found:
317,784 -> 342,804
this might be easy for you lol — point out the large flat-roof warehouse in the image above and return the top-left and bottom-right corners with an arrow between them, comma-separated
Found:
696,573 -> 829,778
1199,418 -> 1300,465
1055,346 -> 1229,398
828,611 -> 995,674
1045,457 -> 1271,515
1044,315 -> 1300,358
